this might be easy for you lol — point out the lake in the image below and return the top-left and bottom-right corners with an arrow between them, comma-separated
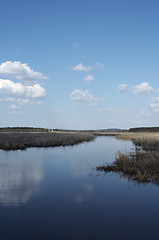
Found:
0,136 -> 159,240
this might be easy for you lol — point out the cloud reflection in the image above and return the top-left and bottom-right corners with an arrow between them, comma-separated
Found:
0,153 -> 44,206
73,182 -> 93,204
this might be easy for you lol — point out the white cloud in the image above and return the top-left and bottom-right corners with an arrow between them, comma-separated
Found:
149,97 -> 159,112
0,61 -> 48,81
19,99 -> 30,105
70,89 -> 104,105
73,63 -> 92,72
118,82 -> 153,95
83,75 -> 94,82
132,82 -> 153,95
117,83 -> 128,92
0,79 -> 45,99
96,62 -> 104,69
10,104 -> 21,109
4,98 -> 42,106
0,91 -> 44,109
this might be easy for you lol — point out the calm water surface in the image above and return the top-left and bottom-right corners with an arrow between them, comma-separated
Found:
0,136 -> 159,240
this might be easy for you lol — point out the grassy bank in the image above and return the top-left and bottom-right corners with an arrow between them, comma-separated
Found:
97,132 -> 159,185
0,132 -> 95,150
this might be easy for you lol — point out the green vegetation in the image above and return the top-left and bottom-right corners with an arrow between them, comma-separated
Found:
0,132 -> 95,150
97,132 -> 159,185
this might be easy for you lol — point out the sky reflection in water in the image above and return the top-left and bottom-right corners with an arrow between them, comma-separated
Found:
0,137 -> 159,240
0,150 -> 44,206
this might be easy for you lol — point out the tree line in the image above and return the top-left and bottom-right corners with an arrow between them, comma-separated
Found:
129,127 -> 159,132
0,127 -> 49,132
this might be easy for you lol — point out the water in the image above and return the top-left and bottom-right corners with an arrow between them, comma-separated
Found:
0,136 -> 159,240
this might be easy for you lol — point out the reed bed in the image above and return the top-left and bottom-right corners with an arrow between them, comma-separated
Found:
0,132 -> 95,150
97,132 -> 159,185
116,132 -> 159,141
97,150 -> 159,184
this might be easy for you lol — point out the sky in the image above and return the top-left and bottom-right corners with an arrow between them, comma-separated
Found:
0,0 -> 159,130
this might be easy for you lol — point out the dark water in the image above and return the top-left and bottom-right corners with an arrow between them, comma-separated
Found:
0,136 -> 159,240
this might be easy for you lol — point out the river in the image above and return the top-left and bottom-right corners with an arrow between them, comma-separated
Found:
0,136 -> 159,240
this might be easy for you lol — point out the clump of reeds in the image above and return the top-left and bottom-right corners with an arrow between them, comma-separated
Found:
97,149 -> 159,185
133,138 -> 159,152
0,132 -> 95,151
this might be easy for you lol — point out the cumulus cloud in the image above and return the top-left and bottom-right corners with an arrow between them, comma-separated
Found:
117,83 -> 128,92
0,61 -> 48,81
73,63 -> 92,72
0,79 -> 45,99
132,82 -> 153,95
83,75 -> 94,82
70,89 -> 104,105
118,82 -> 153,95
0,61 -> 47,108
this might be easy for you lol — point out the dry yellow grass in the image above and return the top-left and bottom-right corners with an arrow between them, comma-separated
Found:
116,132 -> 159,141
97,131 -> 159,185
97,150 -> 159,184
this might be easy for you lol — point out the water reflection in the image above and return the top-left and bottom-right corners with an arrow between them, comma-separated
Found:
70,159 -> 92,177
0,137 -> 158,240
0,151 -> 44,206
73,182 -> 93,204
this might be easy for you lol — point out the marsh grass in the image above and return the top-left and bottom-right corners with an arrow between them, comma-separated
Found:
133,139 -> 159,152
97,150 -> 159,184
116,132 -> 159,141
0,132 -> 95,150
97,132 -> 159,185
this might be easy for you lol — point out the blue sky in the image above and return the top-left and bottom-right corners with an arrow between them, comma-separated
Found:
0,0 -> 159,129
